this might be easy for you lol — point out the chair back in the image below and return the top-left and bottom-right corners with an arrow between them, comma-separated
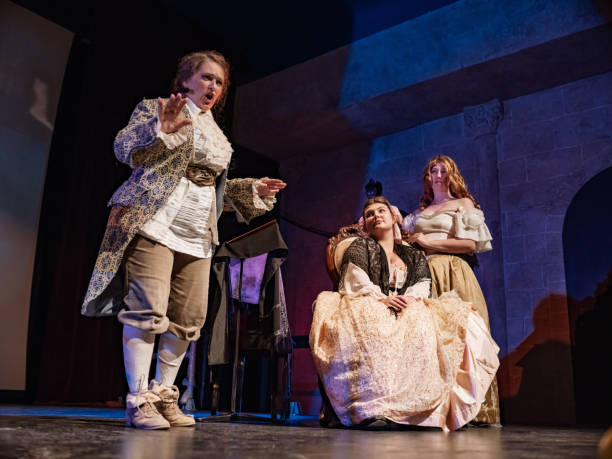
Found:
325,223 -> 368,290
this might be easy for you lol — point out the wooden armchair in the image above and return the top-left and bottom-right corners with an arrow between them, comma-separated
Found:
325,223 -> 416,290
325,223 -> 369,290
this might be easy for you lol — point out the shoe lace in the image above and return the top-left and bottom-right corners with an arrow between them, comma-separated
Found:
137,400 -> 158,418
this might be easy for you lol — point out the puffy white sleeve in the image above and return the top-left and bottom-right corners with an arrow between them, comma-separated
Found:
403,279 -> 431,299
155,119 -> 189,150
402,212 -> 417,233
453,209 -> 493,253
339,262 -> 386,300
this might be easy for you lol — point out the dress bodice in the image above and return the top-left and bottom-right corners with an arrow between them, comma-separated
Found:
403,208 -> 492,253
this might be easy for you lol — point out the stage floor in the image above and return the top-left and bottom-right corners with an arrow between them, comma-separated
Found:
0,405 -> 604,458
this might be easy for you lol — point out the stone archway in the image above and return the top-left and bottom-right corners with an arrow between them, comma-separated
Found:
563,166 -> 612,425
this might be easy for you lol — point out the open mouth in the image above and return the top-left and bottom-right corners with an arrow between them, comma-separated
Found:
204,92 -> 215,103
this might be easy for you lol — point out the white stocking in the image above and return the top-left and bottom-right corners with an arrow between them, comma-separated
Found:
155,332 -> 190,387
122,325 -> 155,394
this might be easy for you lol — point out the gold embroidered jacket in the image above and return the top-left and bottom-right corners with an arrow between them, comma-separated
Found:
82,99 -> 270,316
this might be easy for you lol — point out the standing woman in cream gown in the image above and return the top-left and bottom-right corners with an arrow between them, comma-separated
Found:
402,155 -> 500,425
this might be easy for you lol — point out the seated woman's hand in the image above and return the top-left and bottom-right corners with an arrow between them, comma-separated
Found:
381,295 -> 416,312
158,94 -> 192,134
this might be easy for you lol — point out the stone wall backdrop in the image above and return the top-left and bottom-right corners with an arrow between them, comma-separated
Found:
496,71 -> 612,424
232,0 -> 612,423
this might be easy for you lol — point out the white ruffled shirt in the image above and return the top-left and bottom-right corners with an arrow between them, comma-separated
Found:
139,98 -> 233,258
402,207 -> 493,253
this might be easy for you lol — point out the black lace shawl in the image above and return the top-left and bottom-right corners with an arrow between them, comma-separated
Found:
338,237 -> 431,296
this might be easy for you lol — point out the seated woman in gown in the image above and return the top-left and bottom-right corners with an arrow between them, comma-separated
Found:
309,196 -> 500,431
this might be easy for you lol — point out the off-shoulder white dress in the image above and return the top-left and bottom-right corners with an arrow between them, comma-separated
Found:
403,207 -> 500,424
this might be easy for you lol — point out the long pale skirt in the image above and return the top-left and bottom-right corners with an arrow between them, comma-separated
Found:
428,254 -> 501,424
309,290 -> 499,431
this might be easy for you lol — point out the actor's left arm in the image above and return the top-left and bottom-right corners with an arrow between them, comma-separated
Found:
224,177 -> 286,224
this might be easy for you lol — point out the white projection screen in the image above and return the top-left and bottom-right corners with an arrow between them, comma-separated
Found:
0,0 -> 73,391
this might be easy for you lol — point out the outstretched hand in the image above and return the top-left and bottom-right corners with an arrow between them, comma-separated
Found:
256,178 -> 287,197
158,94 -> 192,134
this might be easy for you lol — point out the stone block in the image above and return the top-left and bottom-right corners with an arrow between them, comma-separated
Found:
505,262 -> 544,290
507,317 -> 527,352
555,106 -> 612,149
579,139 -> 612,180
503,236 -> 525,263
582,138 -> 612,160
503,209 -> 548,235
525,147 -> 581,182
367,155 -> 421,188
440,140 -> 481,171
545,215 -> 565,233
507,86 -> 564,128
546,234 -> 564,258
543,263 -> 566,284
498,157 -> 527,187
563,71 -> 612,113
583,151 -> 612,182
371,126 -> 424,161
524,233 -> 549,262
505,289 -> 533,319
500,182 -> 547,212
549,280 -> 567,295
501,119 -> 557,158
422,114 -> 464,148
505,172 -> 588,215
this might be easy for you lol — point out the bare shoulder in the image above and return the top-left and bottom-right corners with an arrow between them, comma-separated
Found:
456,197 -> 475,210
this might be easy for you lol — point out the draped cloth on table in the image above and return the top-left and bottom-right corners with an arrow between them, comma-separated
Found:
207,221 -> 292,365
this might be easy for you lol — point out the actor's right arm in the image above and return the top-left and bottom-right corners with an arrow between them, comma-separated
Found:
113,99 -> 161,168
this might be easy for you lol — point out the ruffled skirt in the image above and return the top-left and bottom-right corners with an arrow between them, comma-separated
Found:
427,254 -> 501,424
309,290 -> 499,431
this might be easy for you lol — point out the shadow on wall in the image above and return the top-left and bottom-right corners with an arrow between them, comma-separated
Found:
569,270 -> 612,425
499,294 -> 575,425
564,166 -> 612,425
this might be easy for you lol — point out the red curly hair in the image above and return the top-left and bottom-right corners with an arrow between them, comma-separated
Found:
419,155 -> 480,210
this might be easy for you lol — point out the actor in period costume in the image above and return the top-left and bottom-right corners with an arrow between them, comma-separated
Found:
310,197 -> 499,431
402,154 -> 501,425
82,51 -> 285,429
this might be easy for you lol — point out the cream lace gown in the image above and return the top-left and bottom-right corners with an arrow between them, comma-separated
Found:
404,208 -> 501,424
310,237 -> 499,431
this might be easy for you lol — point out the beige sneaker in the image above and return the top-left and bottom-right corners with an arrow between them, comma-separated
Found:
125,390 -> 170,430
150,380 -> 195,427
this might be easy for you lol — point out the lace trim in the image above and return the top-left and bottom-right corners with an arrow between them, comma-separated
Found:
339,237 -> 431,296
